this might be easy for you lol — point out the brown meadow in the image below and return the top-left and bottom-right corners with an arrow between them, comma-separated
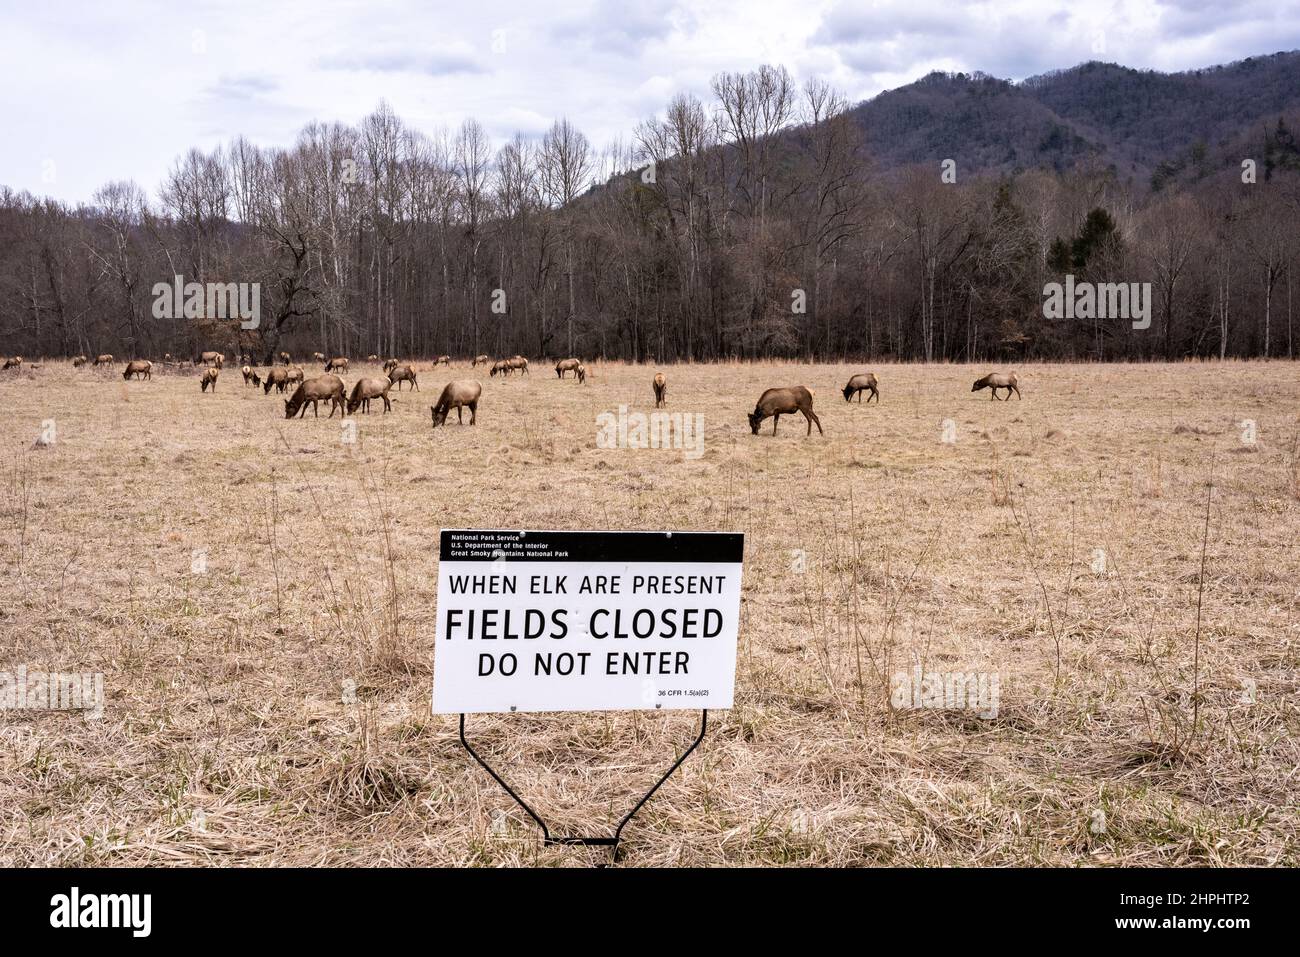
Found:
0,358 -> 1296,866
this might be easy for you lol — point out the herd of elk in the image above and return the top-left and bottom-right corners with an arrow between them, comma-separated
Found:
430,380 -> 481,427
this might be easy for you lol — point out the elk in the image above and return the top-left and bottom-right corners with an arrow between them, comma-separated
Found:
575,363 -> 587,384
653,372 -> 667,408
285,374 -> 346,418
555,357 -> 580,378
241,365 -> 260,386
434,355 -> 450,366
92,354 -> 113,366
313,351 -> 325,362
490,360 -> 509,377
263,367 -> 290,393
194,350 -> 223,368
72,355 -> 87,367
324,356 -> 349,373
387,364 -> 418,391
2,356 -> 23,369
367,354 -> 379,361
509,356 -> 529,375
748,386 -> 823,436
472,354 -> 490,367
382,358 -> 398,375
347,377 -> 392,414
285,367 -> 305,385
842,373 -> 879,403
200,367 -> 219,392
430,380 -> 481,427
278,351 -> 291,365
972,372 -> 1021,400
123,360 -> 153,381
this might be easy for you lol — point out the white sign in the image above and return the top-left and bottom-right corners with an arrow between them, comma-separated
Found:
432,530 -> 744,714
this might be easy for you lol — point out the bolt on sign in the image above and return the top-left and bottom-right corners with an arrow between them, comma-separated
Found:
432,530 -> 744,714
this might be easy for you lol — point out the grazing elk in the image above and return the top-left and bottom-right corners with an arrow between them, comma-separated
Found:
430,380 -> 481,427
387,364 -> 418,391
347,377 -> 393,414
92,354 -> 113,367
285,374 -> 346,418
509,356 -> 529,375
200,367 -> 219,392
123,360 -> 153,381
653,372 -> 667,408
972,372 -> 1021,400
324,356 -> 349,373
72,355 -> 88,367
241,365 -> 260,386
555,357 -> 580,378
748,386 -> 823,436
263,367 -> 290,393
490,359 -> 509,377
472,354 -> 490,367
842,373 -> 879,403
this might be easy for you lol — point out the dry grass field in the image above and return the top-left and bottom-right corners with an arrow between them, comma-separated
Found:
0,357 -> 1297,867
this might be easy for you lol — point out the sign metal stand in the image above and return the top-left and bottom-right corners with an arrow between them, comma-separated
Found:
459,709 -> 709,863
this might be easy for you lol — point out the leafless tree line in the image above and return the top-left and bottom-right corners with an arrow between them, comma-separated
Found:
2,65 -> 1299,363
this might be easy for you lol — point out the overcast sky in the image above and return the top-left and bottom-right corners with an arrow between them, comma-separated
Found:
2,0 -> 1298,205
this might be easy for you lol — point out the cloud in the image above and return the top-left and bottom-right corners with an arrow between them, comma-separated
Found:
316,45 -> 489,76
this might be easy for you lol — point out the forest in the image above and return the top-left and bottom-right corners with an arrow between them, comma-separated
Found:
2,56 -> 1299,364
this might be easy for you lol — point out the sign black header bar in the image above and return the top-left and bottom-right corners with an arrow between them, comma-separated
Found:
439,529 -> 744,563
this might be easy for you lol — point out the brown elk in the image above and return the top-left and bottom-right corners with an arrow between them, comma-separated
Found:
575,363 -> 587,384
285,367 -> 305,385
387,364 -> 418,391
285,374 -> 346,418
555,357 -> 580,378
71,355 -> 88,367
123,360 -> 153,381
263,367 -> 290,393
194,351 -> 223,368
653,372 -> 667,408
434,355 -> 450,366
92,354 -> 113,367
200,367 -> 219,392
430,380 -> 481,427
241,365 -> 260,386
312,351 -> 325,362
972,372 -> 1021,400
347,377 -> 393,414
382,358 -> 398,375
2,356 -> 23,370
278,351 -> 291,365
748,386 -> 823,436
842,373 -> 879,403
324,356 -> 349,373
367,354 -> 379,362
472,354 -> 490,367
509,356 -> 529,375
490,360 -> 509,377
